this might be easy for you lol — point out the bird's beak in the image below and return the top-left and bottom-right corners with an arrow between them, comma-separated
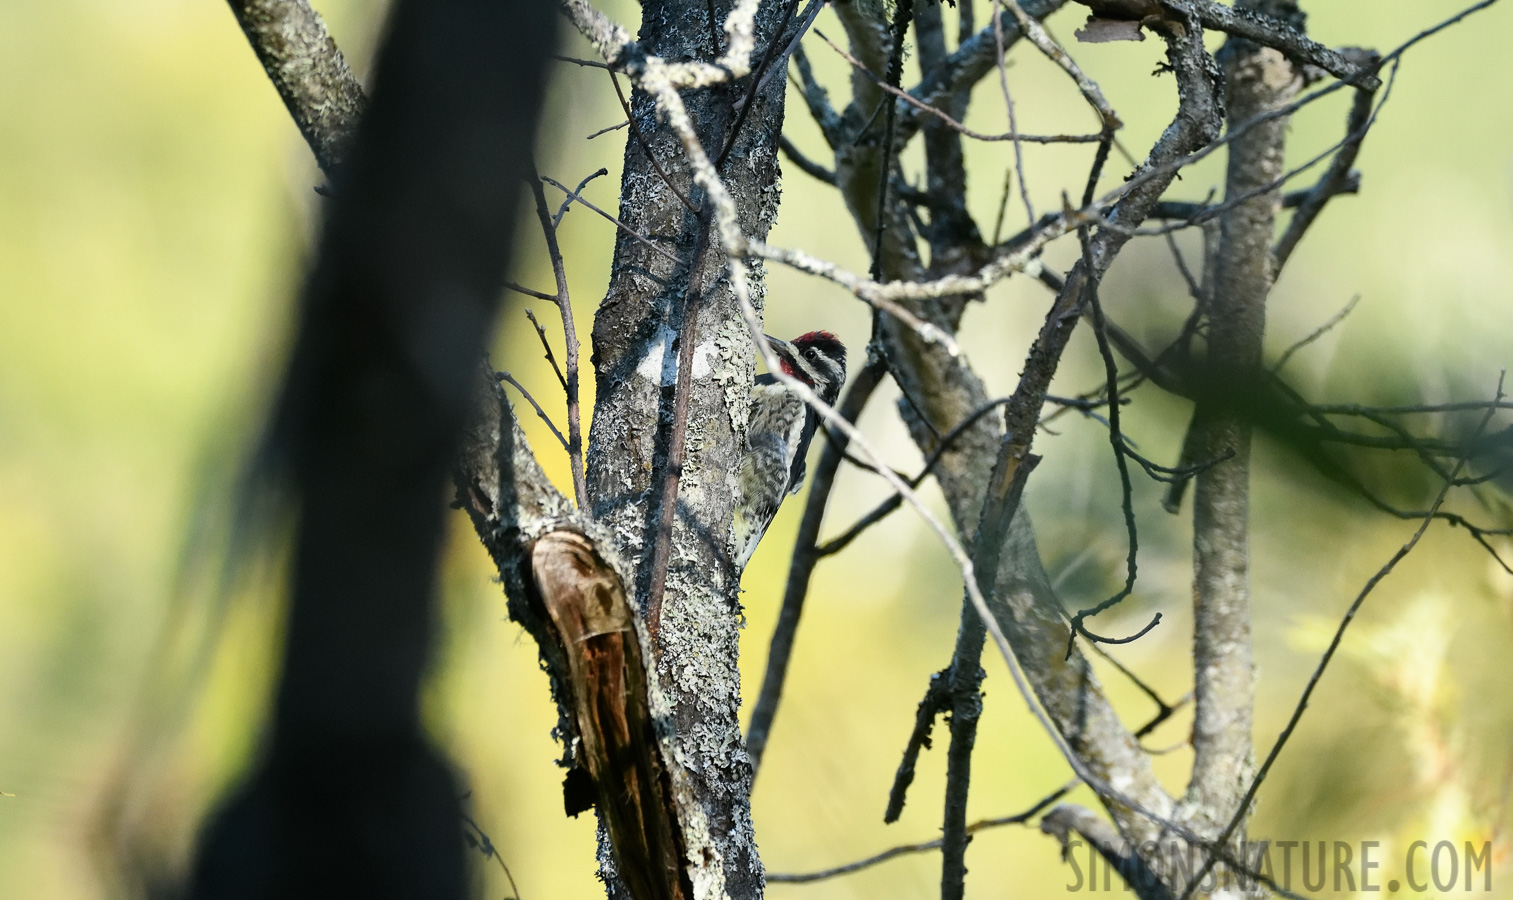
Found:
762,333 -> 791,358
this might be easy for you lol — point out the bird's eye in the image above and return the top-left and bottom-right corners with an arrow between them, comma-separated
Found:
803,348 -> 816,360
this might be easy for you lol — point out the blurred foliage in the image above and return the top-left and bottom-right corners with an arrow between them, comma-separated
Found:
0,1 -> 1510,898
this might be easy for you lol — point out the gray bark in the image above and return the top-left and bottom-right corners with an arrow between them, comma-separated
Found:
225,0 -> 366,175
1179,0 -> 1303,841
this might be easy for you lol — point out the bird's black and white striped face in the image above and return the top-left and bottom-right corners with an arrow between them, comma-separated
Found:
764,331 -> 848,405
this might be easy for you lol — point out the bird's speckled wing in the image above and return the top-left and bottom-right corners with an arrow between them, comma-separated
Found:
733,379 -> 808,570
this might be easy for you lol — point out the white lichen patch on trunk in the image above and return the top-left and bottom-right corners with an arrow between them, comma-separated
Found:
636,322 -> 721,385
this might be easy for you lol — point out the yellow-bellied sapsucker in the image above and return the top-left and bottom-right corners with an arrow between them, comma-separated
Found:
733,331 -> 848,571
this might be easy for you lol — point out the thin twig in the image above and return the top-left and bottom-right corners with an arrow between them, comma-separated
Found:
610,71 -> 698,213
817,394 -> 1020,557
1310,399 -> 1513,416
993,0 -> 1036,226
883,668 -> 951,823
991,167 -> 1014,245
503,281 -> 559,303
1133,66 -> 1391,239
1149,181 -> 1358,222
526,168 -> 587,507
813,29 -> 1102,145
793,684 -> 1195,886
999,0 -> 1120,130
586,119 -> 629,140
553,168 -> 609,227
718,0 -> 803,167
869,0 -> 913,282
497,371 -> 569,451
790,44 -> 845,147
460,812 -> 525,900
1066,179 -> 1162,655
540,175 -> 683,265
642,204 -> 718,639
522,309 -> 568,392
742,0 -> 827,111
1274,54 -> 1380,269
552,54 -> 614,70
1271,294 -> 1360,374
896,0 -> 1065,146
704,0 -> 723,57
769,782 -> 1076,883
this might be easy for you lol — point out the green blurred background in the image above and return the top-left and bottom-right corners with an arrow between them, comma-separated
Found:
1,1 -> 1511,897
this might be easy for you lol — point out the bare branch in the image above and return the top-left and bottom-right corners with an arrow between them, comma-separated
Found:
882,668 -> 951,822
993,0 -> 1037,226
1041,805 -> 1173,900
554,167 -> 611,226
867,0 -> 915,281
777,135 -> 836,184
1000,0 -> 1121,129
1068,0 -> 1378,88
1271,293 -> 1360,374
224,0 -> 366,175
503,281 -> 560,302
610,71 -> 698,214
790,45 -> 845,148
1065,219 -> 1159,653
522,308 -> 568,393
552,54 -> 616,70
1149,180 -> 1359,222
718,0 -> 804,167
642,207 -> 718,639
1185,0 -> 1380,88
742,0 -> 826,111
899,0 -> 1069,144
586,119 -> 629,140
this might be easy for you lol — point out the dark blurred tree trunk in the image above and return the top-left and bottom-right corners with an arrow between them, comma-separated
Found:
188,1 -> 553,897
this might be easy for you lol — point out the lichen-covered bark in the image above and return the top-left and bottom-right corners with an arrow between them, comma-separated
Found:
582,0 -> 792,894
224,0 -> 366,174
456,372 -> 578,639
1179,0 -> 1303,841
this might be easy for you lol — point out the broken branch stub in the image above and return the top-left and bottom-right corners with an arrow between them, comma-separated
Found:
530,530 -> 691,900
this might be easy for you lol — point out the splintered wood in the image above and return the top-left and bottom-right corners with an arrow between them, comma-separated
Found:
531,531 -> 690,900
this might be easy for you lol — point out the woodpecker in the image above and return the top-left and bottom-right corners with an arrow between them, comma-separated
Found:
733,331 -> 848,572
